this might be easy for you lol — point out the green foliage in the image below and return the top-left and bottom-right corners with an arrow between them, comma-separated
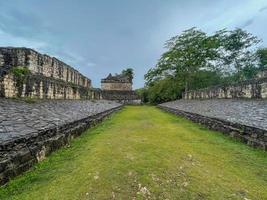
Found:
122,68 -> 134,83
189,70 -> 223,90
145,28 -> 221,89
146,78 -> 183,104
10,66 -> 31,96
135,88 -> 149,103
0,106 -> 266,199
11,66 -> 31,79
257,48 -> 267,69
23,97 -> 38,104
144,27 -> 261,103
218,28 -> 260,80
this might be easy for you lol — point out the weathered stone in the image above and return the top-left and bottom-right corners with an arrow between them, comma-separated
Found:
0,47 -> 95,99
0,99 -> 122,185
101,73 -> 132,91
100,73 -> 141,103
159,99 -> 267,151
183,77 -> 267,100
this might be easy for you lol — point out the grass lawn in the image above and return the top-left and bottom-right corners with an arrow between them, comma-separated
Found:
0,106 -> 266,200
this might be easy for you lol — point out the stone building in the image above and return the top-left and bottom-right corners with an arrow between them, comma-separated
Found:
101,73 -> 132,91
0,47 -> 140,103
0,47 -> 96,99
100,73 -> 141,103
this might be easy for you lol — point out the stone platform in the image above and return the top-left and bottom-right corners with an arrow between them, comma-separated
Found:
0,99 -> 122,185
159,99 -> 267,150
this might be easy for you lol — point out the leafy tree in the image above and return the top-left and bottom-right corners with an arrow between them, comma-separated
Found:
146,77 -> 183,104
143,27 -> 261,104
257,48 -> 267,70
145,28 -> 222,92
189,70 -> 223,90
135,88 -> 149,103
217,28 -> 260,80
122,68 -> 134,83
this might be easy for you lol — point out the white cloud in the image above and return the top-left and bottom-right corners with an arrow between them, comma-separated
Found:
0,28 -> 47,49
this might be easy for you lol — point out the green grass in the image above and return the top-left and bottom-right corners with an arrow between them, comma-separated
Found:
0,106 -> 266,200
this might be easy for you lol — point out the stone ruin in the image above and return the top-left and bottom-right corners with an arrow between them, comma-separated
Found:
0,47 -> 140,185
0,47 -> 140,103
0,47 -> 97,99
101,73 -> 132,91
101,73 -> 140,104
159,71 -> 267,151
183,71 -> 267,100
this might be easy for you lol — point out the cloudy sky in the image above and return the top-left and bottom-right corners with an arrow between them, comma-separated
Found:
0,0 -> 267,88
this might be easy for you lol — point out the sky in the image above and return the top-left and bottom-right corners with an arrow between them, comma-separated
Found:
0,0 -> 267,89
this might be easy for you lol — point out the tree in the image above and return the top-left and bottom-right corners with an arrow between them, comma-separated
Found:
146,77 -> 183,104
135,88 -> 149,103
257,48 -> 267,70
122,68 -> 134,83
144,27 -> 261,104
218,28 -> 260,80
145,28 -> 222,92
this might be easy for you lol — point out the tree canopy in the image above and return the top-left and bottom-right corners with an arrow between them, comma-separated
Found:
122,68 -> 134,83
141,27 -> 263,104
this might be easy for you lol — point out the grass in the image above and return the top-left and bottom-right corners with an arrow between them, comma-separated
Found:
0,106 -> 266,200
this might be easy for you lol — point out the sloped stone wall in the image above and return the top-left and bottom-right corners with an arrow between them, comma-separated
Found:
183,77 -> 267,100
0,99 -> 122,185
159,99 -> 267,151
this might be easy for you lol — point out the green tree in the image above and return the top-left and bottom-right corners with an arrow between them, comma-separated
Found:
145,28 -> 222,92
257,48 -> 267,70
146,77 -> 183,104
144,27 -> 261,104
218,28 -> 260,80
135,88 -> 149,103
122,68 -> 134,83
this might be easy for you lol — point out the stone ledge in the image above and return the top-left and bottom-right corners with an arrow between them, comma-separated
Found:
158,105 -> 267,151
0,105 -> 122,186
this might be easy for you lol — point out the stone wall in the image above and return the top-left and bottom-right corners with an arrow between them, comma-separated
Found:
158,102 -> 267,151
101,82 -> 132,91
0,47 -> 94,99
0,99 -> 122,185
183,77 -> 267,100
101,90 -> 141,104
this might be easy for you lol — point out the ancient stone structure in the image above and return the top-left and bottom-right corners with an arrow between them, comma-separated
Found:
101,90 -> 141,104
164,73 -> 267,150
183,73 -> 267,100
101,73 -> 132,91
0,47 -> 143,185
0,99 -> 122,185
159,99 -> 267,150
0,47 -> 97,100
101,73 -> 141,103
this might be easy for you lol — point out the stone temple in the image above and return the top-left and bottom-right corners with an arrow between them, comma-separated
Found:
101,73 -> 132,91
100,72 -> 140,103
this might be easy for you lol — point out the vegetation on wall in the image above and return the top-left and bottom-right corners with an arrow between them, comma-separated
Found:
140,27 -> 265,104
10,66 -> 31,96
257,48 -> 267,70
